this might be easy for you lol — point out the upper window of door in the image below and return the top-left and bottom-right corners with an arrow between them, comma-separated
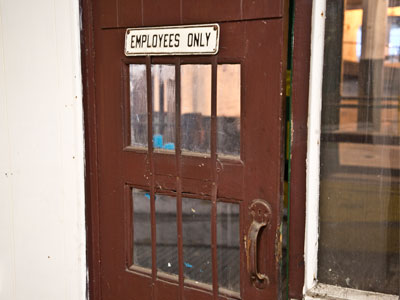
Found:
305,0 -> 399,298
129,63 -> 241,159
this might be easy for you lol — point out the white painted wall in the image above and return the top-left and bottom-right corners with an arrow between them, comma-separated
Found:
0,1 -> 86,300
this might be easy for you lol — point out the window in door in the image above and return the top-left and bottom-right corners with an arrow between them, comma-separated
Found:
128,62 -> 243,296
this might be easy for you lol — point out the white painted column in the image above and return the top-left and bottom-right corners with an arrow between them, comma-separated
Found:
0,1 -> 86,299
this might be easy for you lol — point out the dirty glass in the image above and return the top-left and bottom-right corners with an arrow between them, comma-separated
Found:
152,65 -> 176,152
182,197 -> 212,285
155,194 -> 178,275
217,201 -> 240,293
129,65 -> 148,148
217,65 -> 241,158
318,0 -> 399,295
132,188 -> 152,269
181,65 -> 212,154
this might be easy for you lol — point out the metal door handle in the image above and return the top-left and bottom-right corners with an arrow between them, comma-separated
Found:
246,199 -> 272,289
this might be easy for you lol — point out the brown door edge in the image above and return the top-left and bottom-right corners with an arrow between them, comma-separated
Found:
80,0 -> 102,299
288,0 -> 313,299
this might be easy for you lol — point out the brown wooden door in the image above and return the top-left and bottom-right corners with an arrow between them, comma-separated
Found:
86,1 -> 288,299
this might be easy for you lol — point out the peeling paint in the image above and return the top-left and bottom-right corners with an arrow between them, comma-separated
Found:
304,0 -> 326,294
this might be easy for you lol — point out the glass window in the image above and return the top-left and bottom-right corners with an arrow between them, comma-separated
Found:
130,65 -> 148,148
319,0 -> 399,295
217,64 -> 241,158
182,197 -> 212,285
181,65 -> 212,154
217,201 -> 240,293
152,65 -> 176,152
155,194 -> 178,275
132,188 -> 152,269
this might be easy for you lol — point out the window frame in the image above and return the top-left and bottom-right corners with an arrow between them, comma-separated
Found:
303,1 -> 399,299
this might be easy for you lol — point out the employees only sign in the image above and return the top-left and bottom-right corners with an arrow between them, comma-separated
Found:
125,24 -> 219,56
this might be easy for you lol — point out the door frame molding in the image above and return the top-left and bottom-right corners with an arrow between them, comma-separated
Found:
80,0 -> 101,299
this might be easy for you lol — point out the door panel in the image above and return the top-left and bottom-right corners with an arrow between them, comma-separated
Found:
95,0 -> 283,29
90,2 -> 287,298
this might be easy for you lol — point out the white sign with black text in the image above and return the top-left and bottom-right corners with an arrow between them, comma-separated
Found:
125,24 -> 219,56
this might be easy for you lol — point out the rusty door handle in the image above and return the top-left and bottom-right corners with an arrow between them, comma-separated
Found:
246,199 -> 272,289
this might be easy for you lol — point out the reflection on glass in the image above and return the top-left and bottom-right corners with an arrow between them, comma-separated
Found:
155,194 -> 178,275
152,65 -> 176,152
319,0 -> 399,295
181,65 -> 212,154
132,188 -> 151,269
217,202 -> 240,293
182,197 -> 212,284
130,65 -> 148,147
217,65 -> 241,158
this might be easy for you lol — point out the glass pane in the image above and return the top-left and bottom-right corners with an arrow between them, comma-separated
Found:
132,188 -> 151,269
182,197 -> 212,285
217,202 -> 240,293
319,0 -> 399,295
217,65 -> 241,158
155,194 -> 178,275
181,65 -> 212,154
152,65 -> 176,152
130,65 -> 148,147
